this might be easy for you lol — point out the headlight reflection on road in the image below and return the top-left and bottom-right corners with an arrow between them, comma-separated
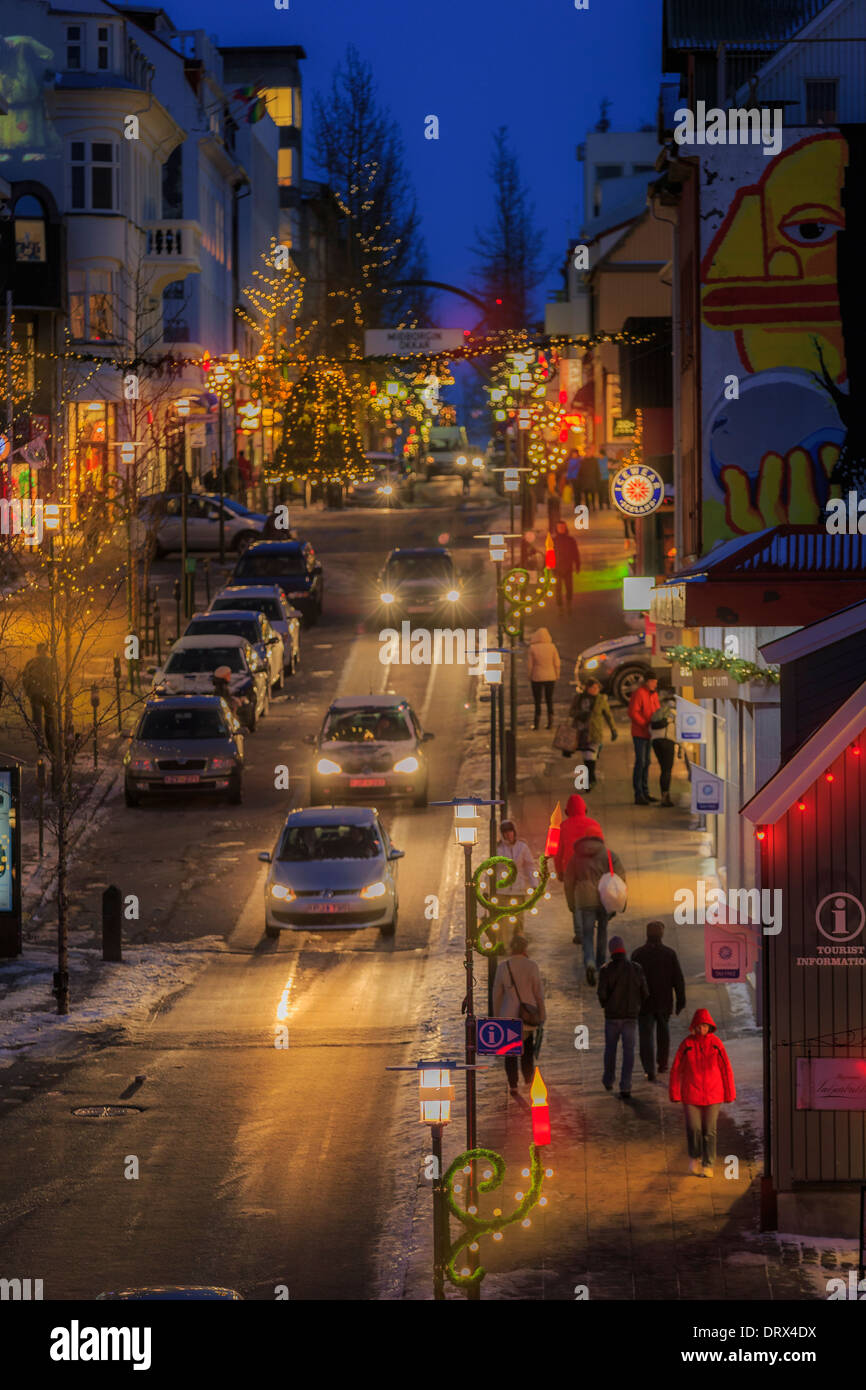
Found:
276,976 -> 294,1023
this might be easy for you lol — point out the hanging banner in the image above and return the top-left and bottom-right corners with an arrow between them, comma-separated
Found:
692,768 -> 724,815
676,696 -> 707,744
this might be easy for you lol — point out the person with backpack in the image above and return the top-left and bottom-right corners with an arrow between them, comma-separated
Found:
564,833 -> 626,986
631,920 -> 686,1082
597,936 -> 648,1099
565,677 -> 618,785
669,1008 -> 736,1177
492,934 -> 546,1093
553,794 -> 603,879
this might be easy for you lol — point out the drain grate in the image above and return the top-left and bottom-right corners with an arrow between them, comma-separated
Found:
72,1105 -> 143,1118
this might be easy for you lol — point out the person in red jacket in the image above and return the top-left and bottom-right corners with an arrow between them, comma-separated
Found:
553,793 -> 603,880
627,675 -> 660,805
669,1007 -> 736,1178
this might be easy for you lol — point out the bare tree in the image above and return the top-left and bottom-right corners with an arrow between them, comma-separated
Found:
472,126 -> 546,332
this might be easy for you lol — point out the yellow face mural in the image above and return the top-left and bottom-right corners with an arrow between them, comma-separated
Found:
701,133 -> 847,381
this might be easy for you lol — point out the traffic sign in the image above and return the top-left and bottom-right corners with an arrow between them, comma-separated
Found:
476,1018 -> 523,1055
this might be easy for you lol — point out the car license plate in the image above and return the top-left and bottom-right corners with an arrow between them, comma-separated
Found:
164,774 -> 200,784
350,777 -> 386,787
310,904 -> 340,913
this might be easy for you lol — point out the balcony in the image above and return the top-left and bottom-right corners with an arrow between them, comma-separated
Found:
143,219 -> 201,295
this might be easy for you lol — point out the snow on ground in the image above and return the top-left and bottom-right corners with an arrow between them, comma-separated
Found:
0,937 -> 227,1062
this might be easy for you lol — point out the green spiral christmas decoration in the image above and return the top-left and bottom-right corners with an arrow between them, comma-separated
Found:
502,565 -> 556,637
471,853 -> 550,958
443,1144 -> 546,1289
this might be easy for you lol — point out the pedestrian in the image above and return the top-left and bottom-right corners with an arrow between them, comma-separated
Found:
669,1007 -> 736,1177
202,459 -> 221,493
546,470 -> 561,528
166,461 -> 190,494
565,832 -> 626,985
631,921 -> 686,1082
22,641 -> 56,748
628,674 -> 660,805
649,691 -> 678,806
597,936 -> 648,1098
553,793 -> 604,879
492,933 -> 546,1094
496,819 -> 538,896
577,453 -> 601,511
526,627 -> 560,730
597,450 -> 611,509
565,449 -> 581,490
237,450 -> 252,498
224,456 -> 241,495
566,676 -> 617,785
553,521 -> 580,611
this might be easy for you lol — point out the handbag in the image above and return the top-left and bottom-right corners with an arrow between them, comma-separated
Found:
507,963 -> 542,1028
597,849 -> 628,915
552,722 -> 578,753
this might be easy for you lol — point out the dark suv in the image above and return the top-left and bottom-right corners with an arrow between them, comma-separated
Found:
371,546 -> 472,627
231,540 -> 323,625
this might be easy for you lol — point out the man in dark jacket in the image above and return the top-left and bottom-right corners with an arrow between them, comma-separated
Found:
597,936 -> 648,1099
553,521 -> 580,611
631,920 -> 686,1082
564,834 -> 625,987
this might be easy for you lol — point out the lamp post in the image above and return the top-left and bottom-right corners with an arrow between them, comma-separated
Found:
210,361 -> 232,564
418,1060 -> 454,1300
174,397 -> 191,618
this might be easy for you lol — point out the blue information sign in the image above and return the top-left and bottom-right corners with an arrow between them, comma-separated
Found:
476,1018 -> 523,1055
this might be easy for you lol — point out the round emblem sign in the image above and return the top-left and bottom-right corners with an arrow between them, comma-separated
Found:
611,464 -> 664,517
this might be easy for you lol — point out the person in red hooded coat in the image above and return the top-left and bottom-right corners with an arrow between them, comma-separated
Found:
553,794 -> 603,880
669,1008 -> 736,1178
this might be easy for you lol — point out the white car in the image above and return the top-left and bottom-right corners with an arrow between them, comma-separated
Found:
209,585 -> 301,676
184,609 -> 286,691
150,634 -> 270,732
135,493 -> 262,558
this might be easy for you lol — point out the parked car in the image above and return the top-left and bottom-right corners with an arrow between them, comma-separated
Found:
231,540 -> 323,625
134,493 -> 262,558
258,806 -> 404,938
209,584 -> 301,676
202,494 -> 268,525
123,695 -> 244,807
371,546 -> 472,628
575,631 -> 671,705
150,634 -> 269,731
184,609 -> 286,691
307,694 -> 433,807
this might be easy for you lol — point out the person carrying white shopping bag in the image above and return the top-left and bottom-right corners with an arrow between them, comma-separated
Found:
563,834 -> 627,987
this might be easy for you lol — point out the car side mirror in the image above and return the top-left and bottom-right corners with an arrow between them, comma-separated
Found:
388,847 -> 405,860
258,851 -> 272,863
422,731 -> 435,742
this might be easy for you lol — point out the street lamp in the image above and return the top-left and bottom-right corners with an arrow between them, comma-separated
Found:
209,360 -> 233,563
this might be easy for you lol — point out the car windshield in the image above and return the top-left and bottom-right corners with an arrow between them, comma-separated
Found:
218,596 -> 282,622
165,647 -> 244,673
236,554 -> 305,581
190,619 -> 258,643
138,708 -> 228,740
323,708 -> 412,742
277,823 -> 381,861
387,555 -> 453,583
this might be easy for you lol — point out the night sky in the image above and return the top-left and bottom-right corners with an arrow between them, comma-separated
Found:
165,0 -> 662,326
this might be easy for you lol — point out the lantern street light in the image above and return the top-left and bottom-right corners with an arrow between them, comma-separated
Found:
418,1059 -> 454,1301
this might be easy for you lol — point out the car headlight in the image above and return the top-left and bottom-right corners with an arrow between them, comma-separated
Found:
270,883 -> 296,901
380,591 -> 395,604
209,757 -> 235,771
128,757 -> 153,772
316,757 -> 342,775
584,655 -> 605,671
445,589 -> 460,602
456,455 -> 467,466
393,755 -> 419,774
381,484 -> 393,496
472,456 -> 483,467
360,880 -> 387,900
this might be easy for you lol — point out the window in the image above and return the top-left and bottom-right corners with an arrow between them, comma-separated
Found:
277,147 -> 295,187
805,79 -> 837,125
14,195 -> 46,262
162,146 -> 183,218
69,140 -> 119,211
66,24 -> 83,70
97,25 -> 111,70
69,270 -> 114,342
595,164 -> 623,180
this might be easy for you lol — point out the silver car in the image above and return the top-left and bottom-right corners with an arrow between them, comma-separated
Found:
123,695 -> 244,806
150,634 -> 269,732
184,609 -> 286,691
307,694 -> 433,807
259,806 -> 404,939
209,584 -> 301,676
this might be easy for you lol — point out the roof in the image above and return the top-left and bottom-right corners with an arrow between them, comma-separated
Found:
188,610 -> 263,622
283,806 -> 378,826
742,677 -> 866,823
675,526 -> 866,579
387,547 -> 451,558
170,634 -> 248,649
664,0 -> 831,49
759,597 -> 866,664
328,695 -> 409,710
142,694 -> 224,709
244,540 -> 304,552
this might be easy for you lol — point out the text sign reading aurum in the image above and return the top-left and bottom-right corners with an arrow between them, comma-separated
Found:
364,329 -> 467,356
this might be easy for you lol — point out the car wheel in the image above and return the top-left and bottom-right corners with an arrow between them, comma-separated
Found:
246,703 -> 257,734
124,785 -> 140,808
380,911 -> 397,938
228,774 -> 243,805
265,924 -> 280,940
233,532 -> 253,553
413,784 -> 429,808
274,663 -> 285,692
261,685 -> 270,719
611,664 -> 649,705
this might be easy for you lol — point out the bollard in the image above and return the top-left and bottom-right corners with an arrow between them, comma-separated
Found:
173,578 -> 181,640
37,757 -> 44,858
90,684 -> 100,768
154,599 -> 162,665
102,885 -> 123,962
113,655 -> 122,731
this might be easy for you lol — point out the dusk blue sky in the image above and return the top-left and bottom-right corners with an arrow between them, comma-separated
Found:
167,0 -> 662,327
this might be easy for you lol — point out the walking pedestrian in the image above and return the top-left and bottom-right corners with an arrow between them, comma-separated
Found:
577,453 -> 601,511
22,642 -> 56,749
598,449 -> 611,509
553,793 -> 603,879
597,936 -> 648,1098
496,820 -> 538,896
553,521 -> 580,611
202,459 -> 221,493
566,676 -> 617,784
649,691 -> 678,806
546,470 -> 561,528
526,627 -> 560,730
669,1008 -> 736,1177
631,921 -> 686,1082
565,833 -> 626,985
628,674 -> 660,805
492,934 -> 546,1093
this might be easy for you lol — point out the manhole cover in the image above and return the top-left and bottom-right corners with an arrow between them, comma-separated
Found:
71,1105 -> 142,1118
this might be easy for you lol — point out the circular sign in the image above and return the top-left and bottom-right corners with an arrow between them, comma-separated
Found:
815,892 -> 865,943
0,434 -> 10,463
611,464 -> 665,517
478,1020 -> 506,1050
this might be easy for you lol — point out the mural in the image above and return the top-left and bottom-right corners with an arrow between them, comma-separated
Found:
700,132 -> 848,548
0,26 -> 61,161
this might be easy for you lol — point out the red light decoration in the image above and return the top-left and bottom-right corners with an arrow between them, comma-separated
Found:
755,827 -> 766,841
369,382 -> 377,396
797,800 -> 806,812
544,802 -> 562,858
530,1069 -> 551,1146
559,390 -> 567,404
852,743 -> 862,757
544,531 -> 556,568
463,329 -> 471,337
559,429 -> 568,443
824,771 -> 835,784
